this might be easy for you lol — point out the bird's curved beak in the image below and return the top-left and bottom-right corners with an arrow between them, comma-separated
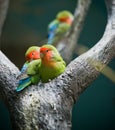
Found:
40,52 -> 44,58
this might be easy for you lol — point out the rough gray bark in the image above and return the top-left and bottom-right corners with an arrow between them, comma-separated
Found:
0,0 -> 115,130
0,0 -> 9,100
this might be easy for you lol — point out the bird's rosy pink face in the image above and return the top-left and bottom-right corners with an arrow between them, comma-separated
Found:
59,17 -> 73,24
26,50 -> 40,61
40,47 -> 52,61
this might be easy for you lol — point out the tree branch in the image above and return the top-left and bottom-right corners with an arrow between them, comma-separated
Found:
0,0 -> 115,130
0,0 -> 9,41
0,51 -> 19,102
0,0 -> 9,99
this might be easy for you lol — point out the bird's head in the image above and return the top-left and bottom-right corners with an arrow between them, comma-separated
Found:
25,46 -> 40,61
57,10 -> 73,24
40,45 -> 58,62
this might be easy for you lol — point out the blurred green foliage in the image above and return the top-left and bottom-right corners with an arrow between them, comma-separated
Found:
0,0 -> 115,130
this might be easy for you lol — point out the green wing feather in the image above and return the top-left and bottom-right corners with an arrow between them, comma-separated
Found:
16,59 -> 41,92
27,59 -> 41,75
18,59 -> 41,80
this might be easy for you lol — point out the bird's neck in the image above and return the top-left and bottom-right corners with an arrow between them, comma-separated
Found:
41,56 -> 55,67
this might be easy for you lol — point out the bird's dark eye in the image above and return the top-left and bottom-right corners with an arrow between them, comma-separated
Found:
32,52 -> 34,55
46,50 -> 49,52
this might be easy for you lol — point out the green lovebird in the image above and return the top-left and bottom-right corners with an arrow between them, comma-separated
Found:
16,46 -> 41,92
47,10 -> 74,44
39,44 -> 66,83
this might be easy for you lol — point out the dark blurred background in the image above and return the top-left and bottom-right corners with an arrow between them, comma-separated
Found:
0,0 -> 115,130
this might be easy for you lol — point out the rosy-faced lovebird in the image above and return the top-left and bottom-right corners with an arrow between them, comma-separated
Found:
39,45 -> 66,83
47,10 -> 73,44
16,46 -> 41,92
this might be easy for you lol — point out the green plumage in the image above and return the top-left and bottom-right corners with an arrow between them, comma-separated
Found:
27,59 -> 41,75
16,59 -> 41,92
53,23 -> 71,42
39,45 -> 66,83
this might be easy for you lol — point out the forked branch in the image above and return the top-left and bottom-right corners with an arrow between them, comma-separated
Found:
0,0 -> 115,130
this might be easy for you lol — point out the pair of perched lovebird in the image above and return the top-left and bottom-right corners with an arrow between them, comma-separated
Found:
47,10 -> 73,44
16,45 -> 66,92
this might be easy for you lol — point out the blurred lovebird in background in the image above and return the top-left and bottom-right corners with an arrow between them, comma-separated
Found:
47,10 -> 73,45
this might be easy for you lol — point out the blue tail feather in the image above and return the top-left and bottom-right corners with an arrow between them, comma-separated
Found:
47,32 -> 55,44
16,77 -> 31,92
